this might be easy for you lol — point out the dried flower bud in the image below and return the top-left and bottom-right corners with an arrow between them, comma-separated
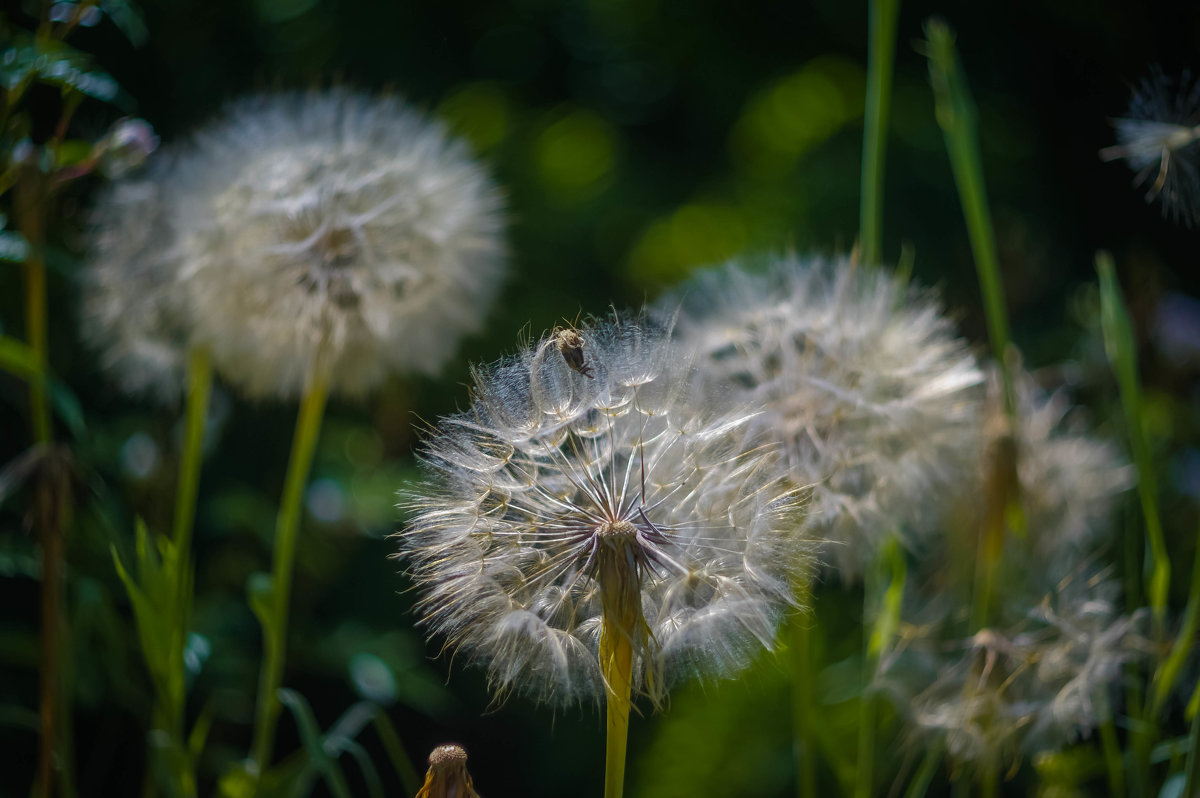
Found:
415,744 -> 480,798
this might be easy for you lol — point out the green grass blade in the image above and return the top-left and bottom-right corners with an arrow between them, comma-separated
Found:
276,688 -> 352,798
1096,252 -> 1168,634
860,0 -> 902,265
924,17 -> 1015,413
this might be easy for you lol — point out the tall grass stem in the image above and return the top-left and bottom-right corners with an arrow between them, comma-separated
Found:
860,0 -> 901,266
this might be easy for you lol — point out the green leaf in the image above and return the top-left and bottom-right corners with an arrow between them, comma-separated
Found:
98,0 -> 150,46
276,689 -> 353,798
0,335 -> 38,378
1096,251 -> 1168,630
0,34 -> 122,103
50,378 -> 85,438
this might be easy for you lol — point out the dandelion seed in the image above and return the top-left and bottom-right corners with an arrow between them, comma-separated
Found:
662,254 -> 982,581
399,311 -> 807,706
1101,69 -> 1200,225
172,88 -> 506,400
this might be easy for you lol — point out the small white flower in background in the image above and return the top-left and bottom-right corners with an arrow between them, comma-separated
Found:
399,312 -> 807,706
171,88 -> 506,400
1101,69 -> 1200,226
81,156 -> 190,402
661,254 -> 982,582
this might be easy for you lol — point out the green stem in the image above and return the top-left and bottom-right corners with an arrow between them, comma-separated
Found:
1185,683 -> 1200,798
1150,516 -> 1200,718
173,348 -> 212,558
856,538 -> 906,798
602,624 -> 633,798
790,586 -> 816,798
924,18 -> 1015,416
17,170 -> 51,444
859,0 -> 901,265
1096,687 -> 1125,797
902,747 -> 941,798
250,376 -> 330,774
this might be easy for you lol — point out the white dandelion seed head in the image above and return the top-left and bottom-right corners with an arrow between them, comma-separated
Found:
1101,69 -> 1200,225
173,88 -> 506,400
399,312 -> 807,706
80,156 -> 190,403
1010,372 -> 1132,563
886,569 -> 1140,770
661,254 -> 983,582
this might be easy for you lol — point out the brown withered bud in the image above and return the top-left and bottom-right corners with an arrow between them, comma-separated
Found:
415,744 -> 480,798
552,326 -> 594,378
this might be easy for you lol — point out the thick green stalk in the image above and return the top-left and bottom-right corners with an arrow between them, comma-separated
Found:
1096,687 -> 1125,797
924,19 -> 1015,415
173,348 -> 212,558
18,172 -> 51,445
602,623 -> 633,798
250,376 -> 330,774
859,0 -> 901,266
789,585 -> 816,798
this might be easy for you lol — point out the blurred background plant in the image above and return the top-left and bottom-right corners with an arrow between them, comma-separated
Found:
2,0 -> 1199,797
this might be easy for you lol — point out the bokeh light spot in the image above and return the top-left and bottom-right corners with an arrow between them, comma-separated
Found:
534,109 -> 619,200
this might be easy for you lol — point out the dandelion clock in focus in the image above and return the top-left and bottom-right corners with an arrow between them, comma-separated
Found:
399,311 -> 809,796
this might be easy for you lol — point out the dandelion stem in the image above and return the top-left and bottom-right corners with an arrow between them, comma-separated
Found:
250,374 -> 330,775
856,537 -> 905,798
173,347 -> 212,558
860,0 -> 901,265
789,585 -> 817,798
601,621 -> 634,798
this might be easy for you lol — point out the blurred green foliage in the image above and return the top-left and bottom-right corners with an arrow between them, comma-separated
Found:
3,0 -> 1200,797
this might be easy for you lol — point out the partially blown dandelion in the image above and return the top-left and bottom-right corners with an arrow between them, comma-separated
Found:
172,88 -> 506,400
400,313 -> 806,797
663,255 -> 982,580
1101,69 -> 1200,225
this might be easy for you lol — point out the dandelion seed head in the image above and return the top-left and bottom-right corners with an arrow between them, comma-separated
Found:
399,312 -> 807,706
1102,69 -> 1200,225
174,88 -> 506,400
900,572 -> 1139,770
80,156 -> 190,402
663,255 -> 983,581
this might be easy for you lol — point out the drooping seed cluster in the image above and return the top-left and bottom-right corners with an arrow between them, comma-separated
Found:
400,313 -> 807,705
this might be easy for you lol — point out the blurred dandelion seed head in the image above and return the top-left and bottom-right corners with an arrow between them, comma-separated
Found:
1102,69 -> 1200,225
904,572 -> 1140,770
81,156 -> 191,403
663,255 -> 983,581
399,312 -> 807,706
175,88 -> 506,399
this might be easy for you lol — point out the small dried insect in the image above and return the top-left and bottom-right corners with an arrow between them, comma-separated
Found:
552,325 -> 593,378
